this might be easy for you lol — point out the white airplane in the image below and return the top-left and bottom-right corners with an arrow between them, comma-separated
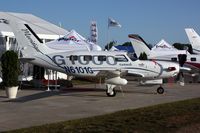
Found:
129,34 -> 200,72
185,28 -> 200,54
0,18 -> 181,96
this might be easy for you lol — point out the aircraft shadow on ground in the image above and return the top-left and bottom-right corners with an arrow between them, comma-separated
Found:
0,96 -> 7,98
2,86 -> 158,103
59,87 -> 107,97
2,87 -> 106,102
135,84 -> 159,87
3,91 -> 61,103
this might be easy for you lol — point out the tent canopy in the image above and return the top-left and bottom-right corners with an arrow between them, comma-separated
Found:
46,30 -> 102,51
151,39 -> 176,51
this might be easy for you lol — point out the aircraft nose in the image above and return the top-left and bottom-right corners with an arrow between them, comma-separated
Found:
167,67 -> 176,71
167,63 -> 180,77
172,64 -> 180,76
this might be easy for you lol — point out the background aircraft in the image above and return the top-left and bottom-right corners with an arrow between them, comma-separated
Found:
128,34 -> 200,69
185,28 -> 200,54
128,34 -> 200,84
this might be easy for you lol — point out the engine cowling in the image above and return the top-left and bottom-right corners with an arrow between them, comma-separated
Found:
105,77 -> 128,85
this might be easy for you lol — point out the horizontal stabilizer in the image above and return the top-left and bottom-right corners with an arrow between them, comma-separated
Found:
180,66 -> 191,72
19,57 -> 35,62
127,71 -> 144,77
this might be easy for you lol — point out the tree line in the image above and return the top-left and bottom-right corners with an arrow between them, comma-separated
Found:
105,41 -> 193,54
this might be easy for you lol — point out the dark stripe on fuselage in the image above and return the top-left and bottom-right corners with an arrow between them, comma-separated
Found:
185,62 -> 200,69
24,24 -> 43,43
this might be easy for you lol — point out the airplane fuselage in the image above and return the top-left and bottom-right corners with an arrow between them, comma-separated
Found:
149,53 -> 200,70
29,50 -> 179,79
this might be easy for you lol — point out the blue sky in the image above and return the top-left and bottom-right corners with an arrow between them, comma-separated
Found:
0,0 -> 200,47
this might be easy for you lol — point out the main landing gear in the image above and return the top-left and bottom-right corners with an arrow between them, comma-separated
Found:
106,84 -> 117,97
157,86 -> 164,94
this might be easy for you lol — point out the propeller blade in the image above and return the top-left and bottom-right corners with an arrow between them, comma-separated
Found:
178,54 -> 187,67
177,54 -> 187,86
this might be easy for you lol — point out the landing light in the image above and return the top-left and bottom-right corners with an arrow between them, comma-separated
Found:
168,67 -> 176,71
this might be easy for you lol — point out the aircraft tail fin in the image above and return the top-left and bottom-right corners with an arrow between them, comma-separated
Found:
185,28 -> 200,54
0,17 -> 56,58
128,34 -> 151,57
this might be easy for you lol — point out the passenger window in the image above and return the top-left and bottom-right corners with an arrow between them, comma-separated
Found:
171,58 -> 177,61
69,55 -> 78,61
84,55 -> 92,61
115,55 -> 128,62
191,57 -> 196,61
98,56 -> 106,61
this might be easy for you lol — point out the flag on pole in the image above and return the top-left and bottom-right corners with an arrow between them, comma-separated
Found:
108,17 -> 122,28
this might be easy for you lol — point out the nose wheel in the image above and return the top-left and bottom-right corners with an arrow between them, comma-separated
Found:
106,88 -> 116,97
157,86 -> 164,94
106,84 -> 117,97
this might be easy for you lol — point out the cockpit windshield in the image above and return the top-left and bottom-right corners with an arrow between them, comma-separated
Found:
127,53 -> 138,61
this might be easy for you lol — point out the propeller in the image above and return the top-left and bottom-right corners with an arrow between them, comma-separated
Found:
176,54 -> 187,86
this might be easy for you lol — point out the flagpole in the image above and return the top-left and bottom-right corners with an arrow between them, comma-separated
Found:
107,24 -> 110,50
107,17 -> 121,50
106,18 -> 110,50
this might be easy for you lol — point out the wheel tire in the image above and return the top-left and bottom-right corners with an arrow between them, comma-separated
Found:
157,87 -> 164,94
106,88 -> 116,97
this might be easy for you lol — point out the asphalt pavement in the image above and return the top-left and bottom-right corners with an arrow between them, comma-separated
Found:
0,81 -> 200,131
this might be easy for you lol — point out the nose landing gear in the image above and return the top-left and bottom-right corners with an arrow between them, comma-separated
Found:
106,84 -> 117,97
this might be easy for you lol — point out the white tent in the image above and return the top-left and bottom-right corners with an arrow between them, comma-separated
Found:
46,30 -> 102,51
150,39 -> 188,57
152,39 -> 176,51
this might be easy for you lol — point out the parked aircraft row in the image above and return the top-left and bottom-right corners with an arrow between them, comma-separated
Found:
0,14 -> 182,96
1,14 -> 200,97
129,29 -> 200,70
185,28 -> 200,55
129,28 -> 200,85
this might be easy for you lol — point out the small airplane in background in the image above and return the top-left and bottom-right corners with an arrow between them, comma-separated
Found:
129,34 -> 200,84
129,34 -> 200,69
185,28 -> 200,54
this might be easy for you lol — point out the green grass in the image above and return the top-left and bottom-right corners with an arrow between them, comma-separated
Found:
4,98 -> 200,133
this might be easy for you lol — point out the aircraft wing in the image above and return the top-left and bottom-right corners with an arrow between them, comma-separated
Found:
92,67 -> 127,77
19,57 -> 35,62
93,67 -> 144,78
126,70 -> 144,78
184,63 -> 200,72
180,66 -> 191,72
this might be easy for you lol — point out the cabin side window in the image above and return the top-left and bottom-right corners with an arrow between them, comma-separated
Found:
171,58 -> 177,61
191,57 -> 196,61
98,56 -> 107,61
84,55 -> 92,61
115,55 -> 128,62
